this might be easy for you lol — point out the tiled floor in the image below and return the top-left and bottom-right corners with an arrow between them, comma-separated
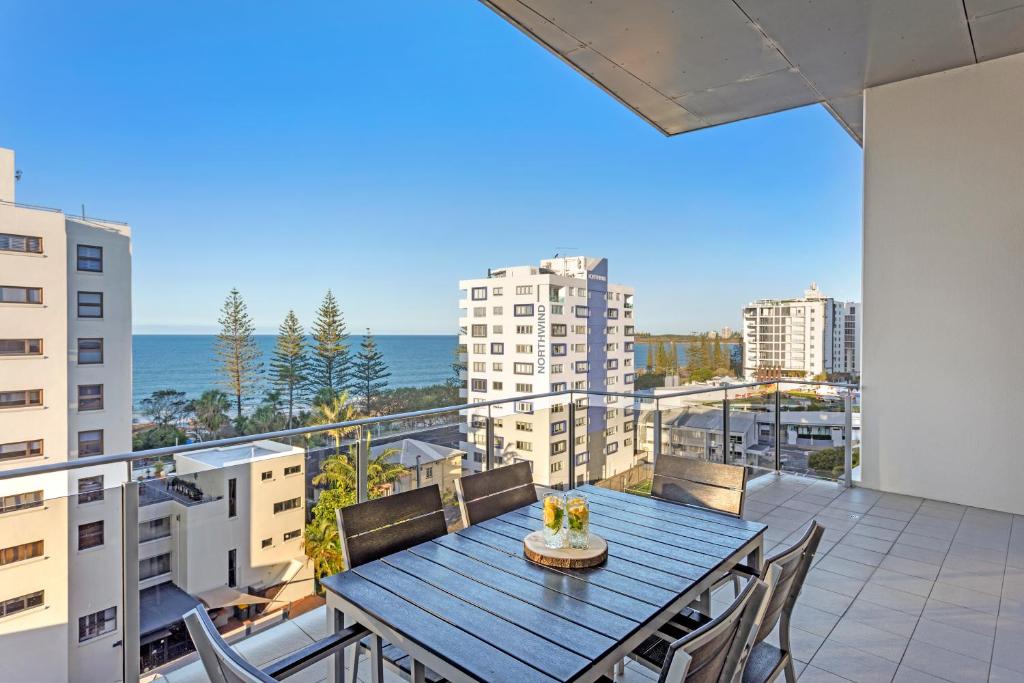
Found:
154,474 -> 1024,683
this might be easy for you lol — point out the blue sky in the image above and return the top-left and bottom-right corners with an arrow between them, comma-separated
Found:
0,1 -> 862,335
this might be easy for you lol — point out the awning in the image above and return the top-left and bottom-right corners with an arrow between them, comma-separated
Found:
196,586 -> 272,609
139,583 -> 200,637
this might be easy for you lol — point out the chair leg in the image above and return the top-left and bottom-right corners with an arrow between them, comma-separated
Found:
732,574 -> 742,598
614,658 -> 625,680
779,613 -> 797,683
696,589 -> 711,617
784,657 -> 798,683
348,643 -> 360,683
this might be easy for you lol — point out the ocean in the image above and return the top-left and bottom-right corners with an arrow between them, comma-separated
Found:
132,335 -> 738,413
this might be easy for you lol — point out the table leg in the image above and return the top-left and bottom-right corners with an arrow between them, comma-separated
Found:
748,541 -> 764,573
369,635 -> 384,683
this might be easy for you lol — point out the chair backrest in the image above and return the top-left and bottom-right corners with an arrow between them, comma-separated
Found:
455,461 -> 538,527
659,568 -> 778,683
336,484 -> 447,569
754,520 -> 824,642
183,607 -> 275,683
652,455 -> 748,517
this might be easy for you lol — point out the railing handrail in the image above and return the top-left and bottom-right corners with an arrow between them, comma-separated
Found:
0,198 -> 130,226
0,380 -> 858,481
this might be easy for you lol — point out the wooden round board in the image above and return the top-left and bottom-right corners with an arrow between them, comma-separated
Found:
523,531 -> 608,568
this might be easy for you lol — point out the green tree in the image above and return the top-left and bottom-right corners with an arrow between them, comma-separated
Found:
270,310 -> 309,428
140,389 -> 189,428
190,389 -> 231,441
242,392 -> 287,434
354,329 -> 391,414
362,434 -> 407,498
133,424 -> 187,451
669,341 -> 679,374
646,344 -> 654,372
309,391 -> 360,455
310,290 -> 351,397
303,514 -> 344,588
446,343 -> 467,394
215,288 -> 262,419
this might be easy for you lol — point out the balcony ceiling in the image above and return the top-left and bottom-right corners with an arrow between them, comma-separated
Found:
480,0 -> 1024,143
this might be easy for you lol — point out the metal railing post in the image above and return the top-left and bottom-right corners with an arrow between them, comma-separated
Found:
774,382 -> 782,475
122,481 -> 141,683
485,409 -> 495,472
843,390 -> 854,489
356,428 -> 368,503
567,395 -> 576,489
721,390 -> 730,465
652,398 -> 662,467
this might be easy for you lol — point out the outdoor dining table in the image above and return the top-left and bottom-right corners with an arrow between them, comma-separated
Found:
322,483 -> 767,683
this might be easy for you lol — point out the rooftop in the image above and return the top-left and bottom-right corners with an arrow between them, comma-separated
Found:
175,439 -> 302,471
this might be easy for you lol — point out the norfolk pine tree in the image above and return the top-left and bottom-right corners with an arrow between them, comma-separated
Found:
215,288 -> 262,419
354,328 -> 391,414
311,290 -> 351,399
270,310 -> 309,428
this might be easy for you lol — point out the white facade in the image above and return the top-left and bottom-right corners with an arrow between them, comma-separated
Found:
458,257 -> 638,487
0,147 -> 132,682
742,283 -> 860,380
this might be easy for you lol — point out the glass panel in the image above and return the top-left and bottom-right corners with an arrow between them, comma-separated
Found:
777,382 -> 850,480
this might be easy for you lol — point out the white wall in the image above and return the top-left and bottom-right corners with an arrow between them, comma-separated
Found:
861,52 -> 1024,514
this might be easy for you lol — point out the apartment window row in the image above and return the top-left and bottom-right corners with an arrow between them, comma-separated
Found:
0,540 -> 44,567
513,362 -> 534,375
0,389 -> 42,409
552,324 -> 567,337
78,475 -> 104,504
0,338 -> 42,356
515,440 -> 533,452
471,378 -> 487,392
1,591 -> 44,619
515,421 -> 533,432
515,383 -> 532,393
284,464 -> 301,476
79,606 -> 116,643
516,325 -> 532,334
0,490 -> 43,514
515,285 -> 533,295
514,304 -> 534,317
139,553 -> 171,581
551,440 -> 567,455
0,286 -> 42,304
79,384 -> 103,411
0,439 -> 43,462
273,497 -> 302,513
0,233 -> 43,254
78,521 -> 104,550
284,529 -> 301,541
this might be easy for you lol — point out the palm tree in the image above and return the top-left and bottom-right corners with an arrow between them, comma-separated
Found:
190,389 -> 231,441
309,391 -> 360,456
312,452 -> 356,492
362,435 -> 407,498
302,514 -> 344,590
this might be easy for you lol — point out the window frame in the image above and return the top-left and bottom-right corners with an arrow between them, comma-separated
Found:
77,384 -> 104,411
0,286 -> 43,305
0,389 -> 43,409
78,429 -> 104,457
78,520 -> 105,551
0,339 -> 43,356
77,291 -> 104,318
77,338 -> 104,365
0,233 -> 43,254
76,244 -> 103,272
0,439 -> 43,462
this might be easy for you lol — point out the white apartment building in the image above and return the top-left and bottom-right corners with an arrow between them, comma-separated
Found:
0,147 -> 132,682
458,257 -> 637,488
741,283 -> 861,380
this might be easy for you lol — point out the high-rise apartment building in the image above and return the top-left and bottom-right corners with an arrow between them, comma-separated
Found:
458,257 -> 637,487
0,148 -> 132,682
741,283 -> 860,380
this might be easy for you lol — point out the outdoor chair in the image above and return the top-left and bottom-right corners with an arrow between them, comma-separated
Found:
183,606 -> 367,683
337,484 -> 449,683
455,460 -> 538,527
608,569 -> 776,683
635,522 -> 824,683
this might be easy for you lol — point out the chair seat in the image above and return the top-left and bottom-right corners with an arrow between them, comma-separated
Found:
741,642 -> 789,683
359,636 -> 445,682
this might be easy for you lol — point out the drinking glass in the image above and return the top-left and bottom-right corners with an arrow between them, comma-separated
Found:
566,494 -> 590,549
542,493 -> 566,548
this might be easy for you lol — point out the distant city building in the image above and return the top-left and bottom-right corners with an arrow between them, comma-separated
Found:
741,283 -> 860,380
720,326 -> 733,339
458,257 -> 637,487
0,147 -> 132,682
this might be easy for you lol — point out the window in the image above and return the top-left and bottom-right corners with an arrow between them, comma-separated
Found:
550,461 -> 563,473
473,343 -> 486,353
0,286 -> 43,304
515,441 -> 533,452
515,344 -> 533,354
551,382 -> 567,392
514,304 -> 534,316
0,233 -> 42,254
551,364 -> 563,374
492,362 -> 503,371
515,401 -> 533,414
492,306 -> 503,315
576,452 -> 590,465
284,529 -> 301,541
605,442 -> 619,455
492,381 -> 503,390
471,324 -> 487,337
139,554 -> 171,580
424,466 -> 434,479
261,470 -> 273,481
551,421 -> 567,435
284,465 -> 301,476
77,291 -> 103,318
0,339 -> 42,356
0,490 -> 43,514
2,591 -> 44,619
575,361 -> 589,373
473,306 -> 486,317
491,342 -> 504,354
551,324 -> 567,337
472,361 -> 486,372
78,521 -> 104,550
515,421 -> 533,432
78,475 -> 104,504
77,338 -> 103,364
139,517 -> 171,543
78,384 -> 103,411
262,538 -> 272,548
515,383 -> 533,392
273,497 -> 302,513
551,441 -> 567,455
515,325 -> 533,334
76,245 -> 103,272
471,287 -> 487,300
573,325 -> 587,334
606,359 -> 619,370
0,389 -> 42,410
228,549 -> 237,587
515,285 -> 533,295
0,540 -> 43,566
471,378 -> 487,392
551,344 -> 567,356
513,362 -> 534,375
573,343 -> 586,352
228,478 -> 237,517
78,430 -> 103,457
492,287 -> 503,296
0,439 -> 43,462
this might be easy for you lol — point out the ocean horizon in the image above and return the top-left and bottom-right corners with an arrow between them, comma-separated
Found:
132,334 -> 738,415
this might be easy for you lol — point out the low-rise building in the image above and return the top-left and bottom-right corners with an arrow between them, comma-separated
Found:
371,438 -> 464,498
